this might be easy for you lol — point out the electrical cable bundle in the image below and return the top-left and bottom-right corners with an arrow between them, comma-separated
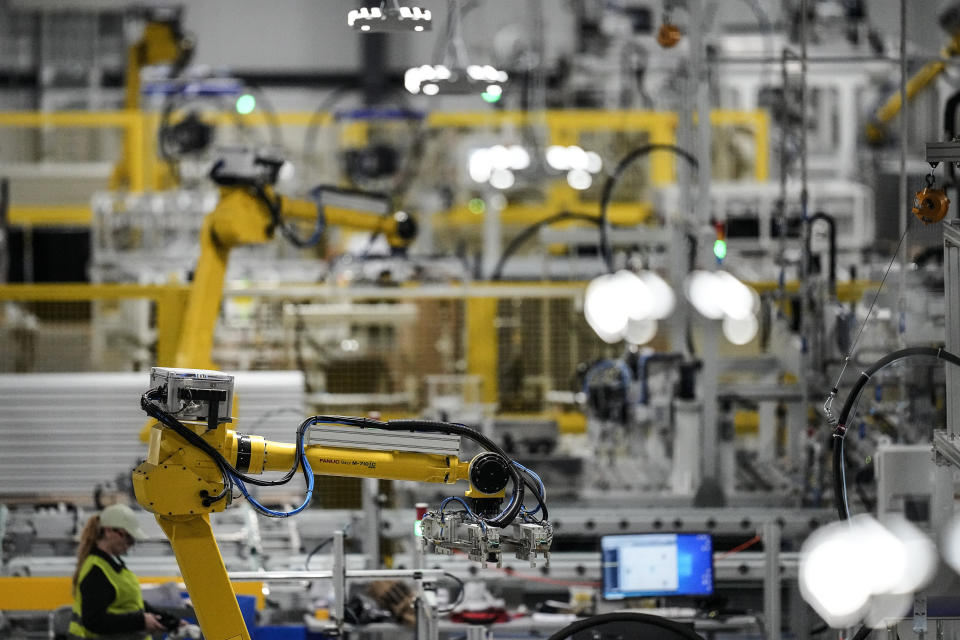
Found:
830,346 -> 960,520
310,415 -> 548,528
140,395 -> 548,527
253,184 -> 326,249
141,388 -> 314,517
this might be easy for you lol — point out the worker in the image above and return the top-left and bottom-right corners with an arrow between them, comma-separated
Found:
69,503 -> 181,639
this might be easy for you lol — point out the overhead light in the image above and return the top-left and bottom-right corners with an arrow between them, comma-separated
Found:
468,144 -> 529,190
800,515 -> 936,629
348,3 -> 432,33
404,64 -> 507,97
546,145 -> 604,174
583,270 -> 675,344
685,270 -> 761,345
722,314 -> 758,345
566,169 -> 592,191
685,270 -> 758,321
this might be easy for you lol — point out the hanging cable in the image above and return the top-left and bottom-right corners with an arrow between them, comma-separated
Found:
253,184 -> 326,249
831,346 -> 960,520
598,144 -> 698,273
491,212 -> 601,280
823,221 -> 912,428
141,397 -> 546,526
305,415 -> 543,528
141,390 -> 314,511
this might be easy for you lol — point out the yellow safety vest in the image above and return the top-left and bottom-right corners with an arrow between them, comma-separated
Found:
69,553 -> 146,639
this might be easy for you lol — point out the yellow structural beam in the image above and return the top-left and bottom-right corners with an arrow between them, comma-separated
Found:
0,576 -> 264,612
0,110 -> 147,192
466,297 -> 499,405
8,206 -> 92,227
0,283 -> 189,365
0,108 -> 768,227
748,279 -> 880,304
0,111 -> 141,128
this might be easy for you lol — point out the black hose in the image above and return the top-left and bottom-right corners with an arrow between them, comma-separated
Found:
832,346 -> 960,519
598,144 -> 698,273
852,625 -> 873,640
298,415 -> 546,528
491,212 -> 601,280
141,391 -> 310,488
141,398 -> 547,527
544,612 -> 705,640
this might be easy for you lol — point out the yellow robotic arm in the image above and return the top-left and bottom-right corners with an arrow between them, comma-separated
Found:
866,25 -> 960,143
112,8 -> 195,190
138,148 -> 416,439
173,148 -> 417,370
133,369 -> 549,640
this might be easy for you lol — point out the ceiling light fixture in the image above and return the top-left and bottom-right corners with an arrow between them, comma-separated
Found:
348,1 -> 432,33
404,0 -> 507,99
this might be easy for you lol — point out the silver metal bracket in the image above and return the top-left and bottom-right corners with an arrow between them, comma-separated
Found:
926,142 -> 960,164
932,430 -> 960,467
419,513 -> 553,568
307,424 -> 461,457
914,596 -> 928,635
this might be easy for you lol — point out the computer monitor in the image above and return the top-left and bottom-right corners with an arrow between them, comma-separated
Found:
601,533 -> 714,600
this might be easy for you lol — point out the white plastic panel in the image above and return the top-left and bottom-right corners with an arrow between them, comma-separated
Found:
0,370 -> 304,500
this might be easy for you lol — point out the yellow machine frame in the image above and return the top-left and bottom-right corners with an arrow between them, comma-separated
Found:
134,407 -> 478,640
0,108 -> 768,227
127,175 -> 509,640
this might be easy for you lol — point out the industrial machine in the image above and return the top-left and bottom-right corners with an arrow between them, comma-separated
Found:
7,3 -> 960,639
135,366 -> 551,640
157,146 -> 416,372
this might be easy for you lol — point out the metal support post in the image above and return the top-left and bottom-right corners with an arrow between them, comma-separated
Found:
758,400 -> 778,462
786,400 -> 805,465
944,222 -> 960,437
481,192 -> 502,279
763,521 -> 781,640
700,321 -> 719,481
688,0 -> 718,488
672,399 -> 702,494
363,477 -> 381,568
415,575 -> 439,640
332,530 -> 345,629
913,596 -> 928,640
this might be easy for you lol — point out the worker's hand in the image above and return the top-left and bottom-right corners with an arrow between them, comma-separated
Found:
144,612 -> 167,632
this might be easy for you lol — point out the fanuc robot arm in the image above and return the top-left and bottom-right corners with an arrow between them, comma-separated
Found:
138,147 -> 416,440
134,369 -> 551,640
171,147 -> 417,371
133,149 -> 550,640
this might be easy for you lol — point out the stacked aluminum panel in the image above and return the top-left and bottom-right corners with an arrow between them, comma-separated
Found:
0,370 -> 304,500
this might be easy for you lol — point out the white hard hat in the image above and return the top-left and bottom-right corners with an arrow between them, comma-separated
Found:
99,504 -> 147,541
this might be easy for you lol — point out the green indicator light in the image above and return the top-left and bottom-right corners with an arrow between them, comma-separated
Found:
481,91 -> 502,103
713,239 -> 727,261
236,94 -> 256,115
414,520 -> 423,537
468,198 -> 486,215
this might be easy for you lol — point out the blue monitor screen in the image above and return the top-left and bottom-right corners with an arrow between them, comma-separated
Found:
601,533 -> 713,600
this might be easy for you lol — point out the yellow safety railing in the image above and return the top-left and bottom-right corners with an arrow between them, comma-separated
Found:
0,111 -> 147,225
0,576 -> 264,611
0,283 -> 189,366
0,108 -> 769,228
